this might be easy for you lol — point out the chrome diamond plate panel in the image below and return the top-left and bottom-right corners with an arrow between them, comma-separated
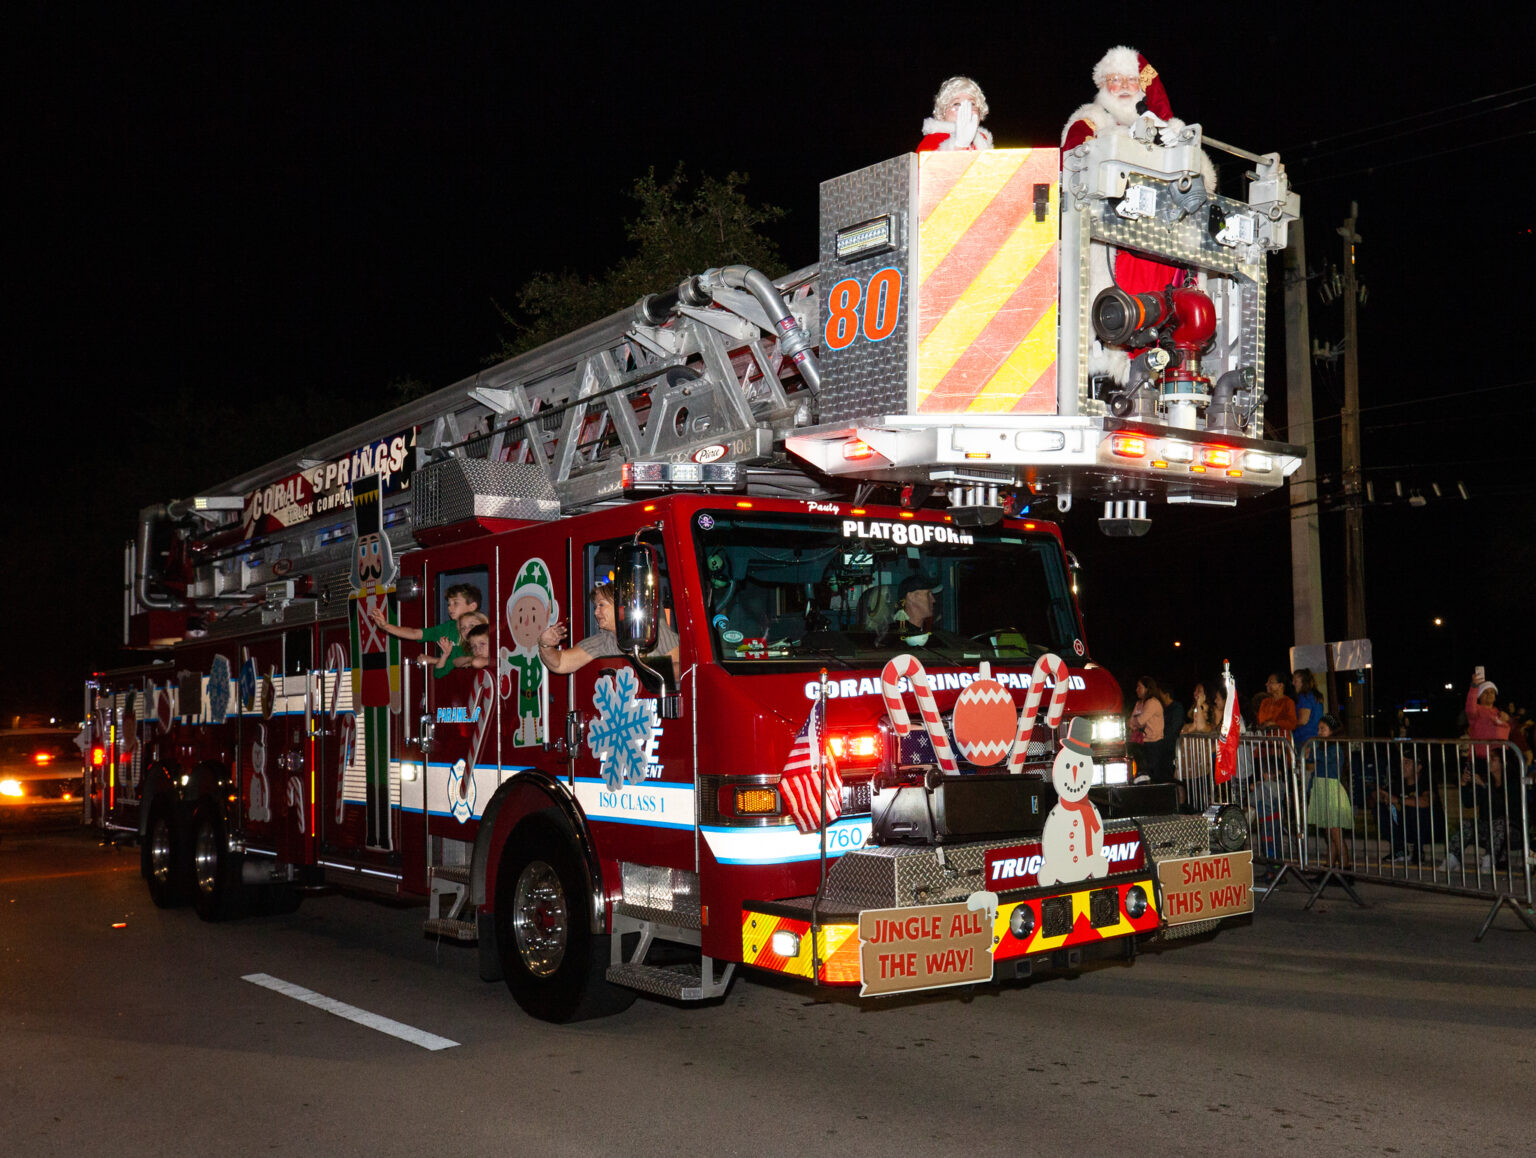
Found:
822,818 -> 1142,910
412,459 -> 560,529
818,155 -> 914,425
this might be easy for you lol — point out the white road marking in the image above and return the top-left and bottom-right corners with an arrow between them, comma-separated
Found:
242,973 -> 459,1051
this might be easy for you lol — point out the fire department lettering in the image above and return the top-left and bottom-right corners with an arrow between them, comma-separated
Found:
436,706 -> 481,724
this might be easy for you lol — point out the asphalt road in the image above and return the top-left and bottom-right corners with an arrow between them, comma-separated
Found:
3,826 -> 1533,1157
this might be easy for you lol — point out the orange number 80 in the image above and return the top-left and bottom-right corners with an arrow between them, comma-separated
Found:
823,269 -> 902,351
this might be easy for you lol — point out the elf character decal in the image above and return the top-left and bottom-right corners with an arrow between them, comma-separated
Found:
347,474 -> 400,849
500,557 -> 556,747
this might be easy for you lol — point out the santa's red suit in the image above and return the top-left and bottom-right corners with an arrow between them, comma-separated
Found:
1062,46 -> 1213,296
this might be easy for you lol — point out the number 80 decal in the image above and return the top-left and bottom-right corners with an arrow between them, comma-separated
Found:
823,268 -> 902,351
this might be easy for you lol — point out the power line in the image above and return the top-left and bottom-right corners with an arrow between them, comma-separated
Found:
1300,129 -> 1536,186
1293,94 -> 1536,165
1281,82 -> 1536,155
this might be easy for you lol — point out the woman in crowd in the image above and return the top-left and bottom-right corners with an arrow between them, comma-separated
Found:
1257,672 -> 1298,733
1292,668 -> 1324,752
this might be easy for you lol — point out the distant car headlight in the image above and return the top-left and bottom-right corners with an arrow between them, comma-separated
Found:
0,778 -> 23,797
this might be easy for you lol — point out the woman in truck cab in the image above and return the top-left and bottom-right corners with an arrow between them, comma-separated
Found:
536,582 -> 680,676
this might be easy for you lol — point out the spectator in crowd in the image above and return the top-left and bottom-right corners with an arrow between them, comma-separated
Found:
1309,713 -> 1353,872
1180,682 -> 1213,735
1441,754 -> 1516,873
1129,676 -> 1167,782
1292,668 -> 1324,752
1374,746 -> 1437,865
1257,672 -> 1298,733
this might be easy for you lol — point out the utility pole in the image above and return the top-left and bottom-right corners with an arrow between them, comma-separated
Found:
1338,204 -> 1367,734
1284,219 -> 1325,655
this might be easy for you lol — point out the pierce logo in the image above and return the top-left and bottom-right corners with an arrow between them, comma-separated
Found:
692,445 -> 727,464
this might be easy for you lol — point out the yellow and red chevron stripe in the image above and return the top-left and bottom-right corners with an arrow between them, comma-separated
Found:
915,149 -> 1060,415
741,910 -> 861,984
992,879 -> 1160,963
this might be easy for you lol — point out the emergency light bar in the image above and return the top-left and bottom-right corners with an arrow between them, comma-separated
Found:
622,461 -> 743,492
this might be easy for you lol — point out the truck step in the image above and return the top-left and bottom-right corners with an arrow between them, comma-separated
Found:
430,865 -> 472,885
606,961 -> 713,1001
423,917 -> 478,943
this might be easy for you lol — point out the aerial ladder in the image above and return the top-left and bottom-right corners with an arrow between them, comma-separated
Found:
127,128 -> 1302,644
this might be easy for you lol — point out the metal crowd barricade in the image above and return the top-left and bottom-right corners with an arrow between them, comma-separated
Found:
1292,736 -> 1533,938
1176,729 -> 1308,895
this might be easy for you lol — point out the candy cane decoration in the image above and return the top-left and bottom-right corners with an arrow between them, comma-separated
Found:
880,654 -> 959,775
461,669 -> 496,799
1007,653 -> 1070,773
326,641 -> 348,719
334,713 -> 355,825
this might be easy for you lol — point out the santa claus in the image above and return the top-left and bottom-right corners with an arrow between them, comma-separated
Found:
1063,47 -> 1216,381
918,75 -> 994,152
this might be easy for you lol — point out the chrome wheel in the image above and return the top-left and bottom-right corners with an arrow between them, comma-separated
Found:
512,859 -> 567,977
193,818 -> 222,898
149,813 -> 175,889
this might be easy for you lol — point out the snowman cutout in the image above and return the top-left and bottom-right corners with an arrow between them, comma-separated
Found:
1038,716 -> 1107,885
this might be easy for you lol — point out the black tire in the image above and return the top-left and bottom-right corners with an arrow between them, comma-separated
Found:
495,821 -> 636,1023
141,800 -> 186,909
190,806 -> 240,922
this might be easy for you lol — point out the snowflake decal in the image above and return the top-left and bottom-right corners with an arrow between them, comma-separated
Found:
587,668 -> 657,791
207,654 -> 232,725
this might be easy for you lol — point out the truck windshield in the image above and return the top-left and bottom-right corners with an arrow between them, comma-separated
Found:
691,511 -> 1083,671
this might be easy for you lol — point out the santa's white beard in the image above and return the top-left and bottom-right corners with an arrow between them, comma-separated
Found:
1098,89 -> 1140,127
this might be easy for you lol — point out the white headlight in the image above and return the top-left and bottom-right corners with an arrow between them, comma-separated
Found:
770,930 -> 801,958
1092,717 -> 1125,744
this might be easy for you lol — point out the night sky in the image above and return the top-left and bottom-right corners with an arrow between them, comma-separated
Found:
9,2 -> 1534,729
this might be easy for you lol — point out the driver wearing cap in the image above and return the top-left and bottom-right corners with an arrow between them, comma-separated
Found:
895,573 -> 942,641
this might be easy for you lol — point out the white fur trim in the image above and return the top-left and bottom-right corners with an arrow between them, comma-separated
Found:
1061,102 -> 1102,144
923,119 -> 994,151
1088,344 -> 1130,386
1093,45 -> 1141,88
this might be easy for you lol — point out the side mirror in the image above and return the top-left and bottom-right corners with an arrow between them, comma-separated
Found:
613,539 -> 680,717
614,541 -> 661,655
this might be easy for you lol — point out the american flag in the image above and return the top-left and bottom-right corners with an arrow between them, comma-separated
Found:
780,694 -> 843,835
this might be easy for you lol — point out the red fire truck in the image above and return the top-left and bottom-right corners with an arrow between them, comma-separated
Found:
86,135 -> 1298,1019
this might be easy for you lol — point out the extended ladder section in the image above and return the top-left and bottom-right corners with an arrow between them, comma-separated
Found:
127,135 -> 1307,644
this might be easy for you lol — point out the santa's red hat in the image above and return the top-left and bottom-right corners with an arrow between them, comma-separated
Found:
1092,45 -> 1173,121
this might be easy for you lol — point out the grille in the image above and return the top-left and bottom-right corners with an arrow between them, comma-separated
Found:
1041,895 -> 1074,938
1089,887 -> 1120,928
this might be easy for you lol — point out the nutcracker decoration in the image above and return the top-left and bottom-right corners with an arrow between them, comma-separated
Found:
347,474 -> 400,848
